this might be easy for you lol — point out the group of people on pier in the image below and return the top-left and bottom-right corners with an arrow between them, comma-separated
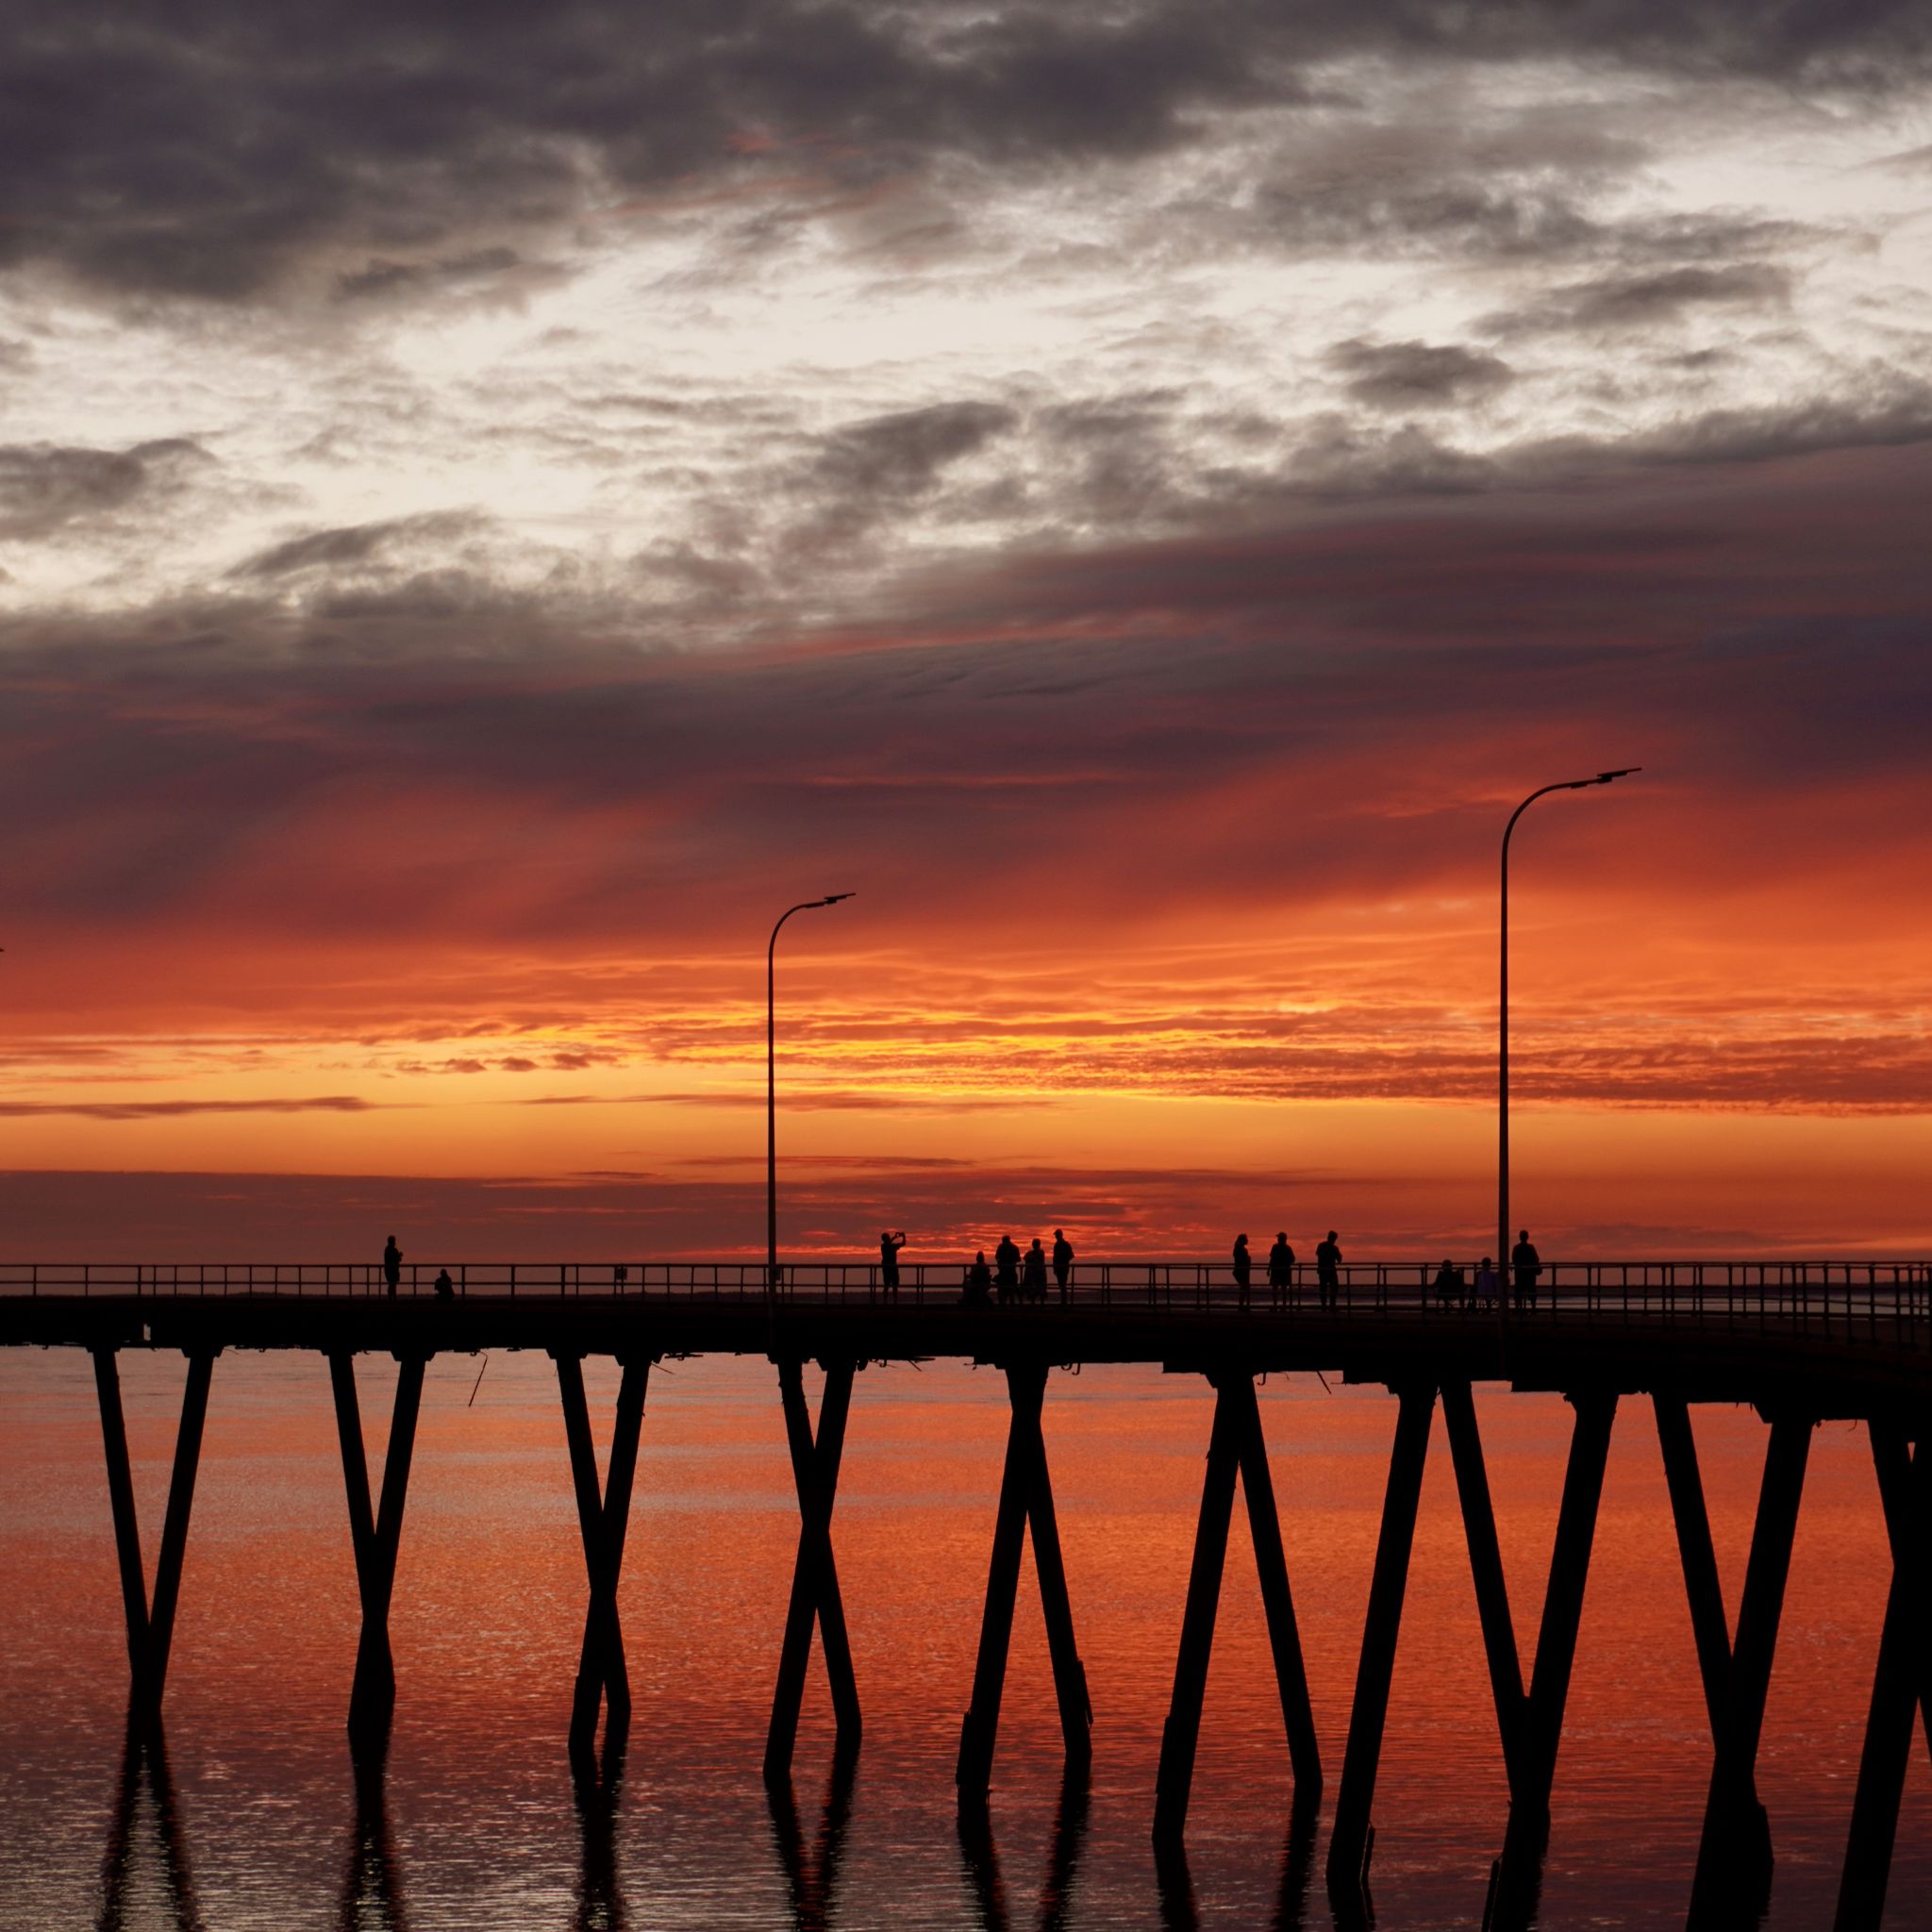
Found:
899,1224 -> 1543,1312
952,1230 -> 1076,1305
1226,1230 -> 1345,1308
1430,1231 -> 1543,1309
378,1223 -> 1544,1308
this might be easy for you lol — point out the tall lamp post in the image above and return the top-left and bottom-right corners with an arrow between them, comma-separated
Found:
768,894 -> 855,1296
1499,771 -> 1638,1323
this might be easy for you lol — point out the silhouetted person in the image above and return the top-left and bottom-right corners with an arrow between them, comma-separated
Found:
1316,1230 -> 1341,1309
1433,1258 -> 1461,1309
1231,1233 -> 1252,1310
879,1229 -> 907,1297
1268,1232 -> 1295,1307
1475,1256 -> 1499,1306
1511,1228 -> 1541,1309
1023,1237 -> 1048,1304
382,1235 -> 403,1297
1052,1228 -> 1074,1302
433,1267 -> 454,1300
965,1251 -> 992,1305
994,1235 -> 1021,1306
612,1263 -> 628,1290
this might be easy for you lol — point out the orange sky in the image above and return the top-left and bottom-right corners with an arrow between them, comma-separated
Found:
4,15 -> 1931,1259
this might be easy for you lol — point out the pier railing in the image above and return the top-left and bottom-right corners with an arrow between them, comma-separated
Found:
2,1257 -> 1928,1342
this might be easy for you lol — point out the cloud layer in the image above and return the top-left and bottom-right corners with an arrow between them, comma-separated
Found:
7,1 -> 1926,302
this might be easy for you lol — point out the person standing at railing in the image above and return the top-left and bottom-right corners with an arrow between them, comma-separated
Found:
994,1234 -> 1021,1306
1316,1230 -> 1341,1309
879,1229 -> 907,1298
1268,1233 -> 1295,1308
1023,1237 -> 1049,1303
1052,1229 -> 1074,1303
382,1235 -> 403,1297
1511,1229 -> 1542,1309
1231,1233 -> 1253,1310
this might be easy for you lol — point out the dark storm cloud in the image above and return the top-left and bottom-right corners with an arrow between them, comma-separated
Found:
231,509 -> 490,581
0,439 -> 210,539
1328,339 -> 1515,408
1624,381 -> 1932,465
791,401 -> 1020,543
334,245 -> 527,302
1490,262 -> 1793,336
3,0 -> 1924,305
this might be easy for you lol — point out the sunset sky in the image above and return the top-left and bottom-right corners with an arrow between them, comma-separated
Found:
3,1 -> 1929,1258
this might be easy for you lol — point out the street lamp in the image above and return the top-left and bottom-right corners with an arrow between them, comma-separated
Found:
768,894 -> 855,1296
1499,771 -> 1639,1322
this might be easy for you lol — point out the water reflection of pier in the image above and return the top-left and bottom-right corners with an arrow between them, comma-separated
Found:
97,1723 -> 204,1932
11,1262 -> 1928,1928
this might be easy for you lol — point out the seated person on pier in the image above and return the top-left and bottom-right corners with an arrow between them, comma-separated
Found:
433,1267 -> 455,1300
1432,1259 -> 1463,1308
964,1251 -> 993,1305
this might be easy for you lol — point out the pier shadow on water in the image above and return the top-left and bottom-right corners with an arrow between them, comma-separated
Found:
340,1740 -> 410,1932
572,1715 -> 632,1932
956,1767 -> 1091,1932
767,1743 -> 857,1930
97,1719 -> 205,1932
1155,1787 -> 1319,1932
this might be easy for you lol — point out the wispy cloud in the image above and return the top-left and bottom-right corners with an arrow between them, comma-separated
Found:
0,1096 -> 378,1122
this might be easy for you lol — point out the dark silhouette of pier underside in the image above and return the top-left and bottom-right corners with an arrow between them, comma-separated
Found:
6,1257 -> 1928,1931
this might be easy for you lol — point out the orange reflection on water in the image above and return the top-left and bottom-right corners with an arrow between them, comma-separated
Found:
0,1346 -> 1925,1927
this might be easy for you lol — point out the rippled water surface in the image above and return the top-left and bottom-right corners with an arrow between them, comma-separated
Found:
1,1346 -> 1926,1927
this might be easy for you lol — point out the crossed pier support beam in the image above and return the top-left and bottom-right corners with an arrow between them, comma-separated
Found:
555,1352 -> 651,1761
766,1357 -> 863,1781
328,1351 -> 429,1752
1154,1369 -> 1321,1838
956,1361 -> 1093,1799
91,1346 -> 218,1727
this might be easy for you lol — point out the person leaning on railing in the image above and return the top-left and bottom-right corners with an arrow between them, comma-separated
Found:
1268,1234 -> 1295,1308
1316,1231 -> 1341,1308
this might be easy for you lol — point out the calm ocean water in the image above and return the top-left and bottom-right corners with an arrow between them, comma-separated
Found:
0,1346 -> 1924,1928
